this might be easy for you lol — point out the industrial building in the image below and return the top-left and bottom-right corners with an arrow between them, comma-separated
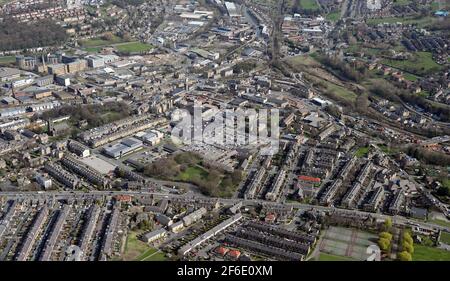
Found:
103,137 -> 143,159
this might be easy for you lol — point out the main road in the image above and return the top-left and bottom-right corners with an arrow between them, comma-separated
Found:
1,189 -> 449,233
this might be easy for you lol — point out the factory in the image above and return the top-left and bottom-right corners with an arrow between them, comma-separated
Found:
103,137 -> 143,159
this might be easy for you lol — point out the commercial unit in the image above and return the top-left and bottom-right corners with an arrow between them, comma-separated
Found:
103,137 -> 143,159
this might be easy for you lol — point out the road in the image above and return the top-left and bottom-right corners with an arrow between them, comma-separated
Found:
2,189 -> 450,233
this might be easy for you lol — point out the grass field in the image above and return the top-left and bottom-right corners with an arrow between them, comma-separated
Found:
121,231 -> 151,261
115,42 -> 154,54
285,54 -> 319,68
439,232 -> 450,245
355,147 -> 370,158
378,145 -> 399,155
84,47 -> 103,53
299,0 -> 320,10
140,250 -> 167,261
382,52 -> 442,76
0,56 -> 15,65
317,253 -> 356,261
326,11 -> 341,22
413,245 -> 450,261
403,72 -> 419,82
393,0 -> 412,5
366,16 -> 435,27
177,166 -> 209,182
136,247 -> 167,261
429,218 -> 450,228
80,35 -> 125,47
325,82 -> 357,102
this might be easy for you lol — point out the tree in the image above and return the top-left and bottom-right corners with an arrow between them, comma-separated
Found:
384,218 -> 393,231
437,185 -> 450,197
398,251 -> 412,261
403,232 -> 413,245
102,32 -> 114,41
378,238 -> 390,251
402,242 -> 414,254
0,19 -> 68,51
380,232 -> 393,241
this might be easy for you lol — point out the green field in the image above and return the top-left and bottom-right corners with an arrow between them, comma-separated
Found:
413,245 -> 450,261
299,0 -> 320,10
326,11 -> 341,22
0,56 -> 15,64
378,145 -> 399,155
115,42 -> 154,54
285,54 -> 319,68
382,52 -> 442,76
440,232 -> 450,245
393,0 -> 412,5
80,35 -> 125,47
136,247 -> 167,261
140,250 -> 167,261
355,147 -> 370,157
325,82 -> 357,102
403,72 -> 419,82
429,218 -> 450,228
177,166 -> 209,182
84,47 -> 103,53
366,16 -> 435,27
121,231 -> 152,261
317,253 -> 356,261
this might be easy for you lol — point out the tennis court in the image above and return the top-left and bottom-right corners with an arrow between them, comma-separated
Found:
318,226 -> 378,260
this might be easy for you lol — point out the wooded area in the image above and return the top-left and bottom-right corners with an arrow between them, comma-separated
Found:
0,19 -> 68,51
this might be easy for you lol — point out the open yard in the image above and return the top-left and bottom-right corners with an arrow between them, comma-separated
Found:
413,245 -> 450,261
317,226 -> 378,261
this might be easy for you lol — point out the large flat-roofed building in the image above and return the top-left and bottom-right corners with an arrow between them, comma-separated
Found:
103,137 -> 143,159
134,130 -> 163,145
224,2 -> 240,17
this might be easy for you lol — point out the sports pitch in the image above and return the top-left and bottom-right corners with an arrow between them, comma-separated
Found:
318,226 -> 378,261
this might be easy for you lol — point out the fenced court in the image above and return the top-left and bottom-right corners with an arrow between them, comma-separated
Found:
318,226 -> 378,261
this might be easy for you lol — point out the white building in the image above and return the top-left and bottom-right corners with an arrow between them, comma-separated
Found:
36,173 -> 52,189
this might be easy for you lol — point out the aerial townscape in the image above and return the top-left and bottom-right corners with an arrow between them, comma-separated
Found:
0,0 -> 449,263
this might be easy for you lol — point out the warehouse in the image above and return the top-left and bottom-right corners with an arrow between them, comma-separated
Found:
103,137 -> 143,159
